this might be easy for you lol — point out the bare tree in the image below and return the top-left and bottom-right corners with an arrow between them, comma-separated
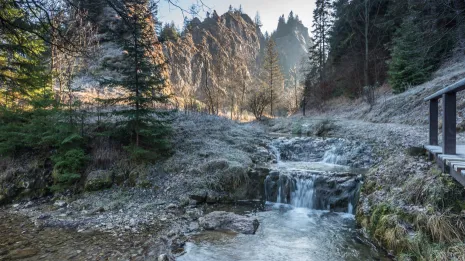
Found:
247,86 -> 270,120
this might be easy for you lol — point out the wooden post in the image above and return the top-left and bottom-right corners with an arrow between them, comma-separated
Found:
443,92 -> 456,154
429,99 -> 439,145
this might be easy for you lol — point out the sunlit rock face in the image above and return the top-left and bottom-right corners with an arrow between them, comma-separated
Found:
272,16 -> 312,77
162,12 -> 264,103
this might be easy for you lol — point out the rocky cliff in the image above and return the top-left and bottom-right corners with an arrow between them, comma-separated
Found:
162,11 -> 311,107
162,11 -> 264,107
272,14 -> 311,78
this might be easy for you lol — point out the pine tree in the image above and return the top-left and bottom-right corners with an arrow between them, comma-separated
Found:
254,12 -> 263,28
100,0 -> 170,160
0,0 -> 50,108
263,38 -> 283,117
388,18 -> 432,93
309,0 -> 332,82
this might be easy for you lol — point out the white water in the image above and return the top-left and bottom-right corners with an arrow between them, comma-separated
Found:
179,206 -> 386,261
348,202 -> 354,214
270,144 -> 281,163
178,138 -> 381,260
290,178 -> 315,209
322,146 -> 345,165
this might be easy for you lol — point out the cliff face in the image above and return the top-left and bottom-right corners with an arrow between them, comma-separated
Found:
273,16 -> 311,78
162,12 -> 311,105
163,12 -> 264,104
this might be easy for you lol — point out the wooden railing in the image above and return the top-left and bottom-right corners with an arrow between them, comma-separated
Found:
424,78 -> 465,155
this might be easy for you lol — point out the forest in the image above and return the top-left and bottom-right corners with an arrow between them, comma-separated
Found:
306,0 -> 465,107
2,1 -> 465,260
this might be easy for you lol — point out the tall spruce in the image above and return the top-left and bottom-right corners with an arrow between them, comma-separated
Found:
388,18 -> 432,93
309,0 -> 332,82
263,38 -> 283,117
101,0 -> 170,160
0,0 -> 50,108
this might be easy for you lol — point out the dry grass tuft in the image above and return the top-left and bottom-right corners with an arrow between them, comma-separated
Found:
416,212 -> 465,243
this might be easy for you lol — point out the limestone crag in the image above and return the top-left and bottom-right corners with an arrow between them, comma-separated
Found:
163,12 -> 264,105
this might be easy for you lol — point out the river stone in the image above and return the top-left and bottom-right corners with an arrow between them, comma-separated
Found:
84,170 -> 113,191
198,211 -> 259,234
8,248 -> 39,259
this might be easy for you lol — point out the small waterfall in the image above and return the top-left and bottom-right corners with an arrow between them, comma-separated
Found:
322,146 -> 345,165
348,202 -> 353,214
270,144 -> 281,163
290,178 -> 315,209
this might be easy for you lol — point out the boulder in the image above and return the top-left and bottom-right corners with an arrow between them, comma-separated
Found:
84,170 -> 113,191
198,211 -> 259,234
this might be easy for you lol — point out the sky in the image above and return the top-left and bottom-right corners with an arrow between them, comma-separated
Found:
158,0 -> 316,34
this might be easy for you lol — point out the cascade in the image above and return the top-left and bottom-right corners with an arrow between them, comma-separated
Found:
266,138 -> 362,213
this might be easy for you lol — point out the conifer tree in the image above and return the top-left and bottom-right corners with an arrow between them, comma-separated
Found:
101,0 -> 170,160
263,38 -> 283,117
0,0 -> 50,108
388,18 -> 432,93
254,12 -> 263,28
309,0 -> 332,82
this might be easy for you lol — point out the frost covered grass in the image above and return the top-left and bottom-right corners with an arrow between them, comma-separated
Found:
358,153 -> 465,260
162,112 -> 267,196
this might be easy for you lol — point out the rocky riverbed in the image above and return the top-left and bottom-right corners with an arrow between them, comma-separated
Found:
2,111 -> 464,260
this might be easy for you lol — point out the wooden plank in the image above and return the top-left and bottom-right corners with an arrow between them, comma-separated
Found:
424,78 -> 465,101
453,164 -> 465,172
445,160 -> 465,167
438,154 -> 464,160
450,168 -> 465,187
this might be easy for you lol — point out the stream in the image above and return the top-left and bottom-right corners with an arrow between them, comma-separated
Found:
179,137 -> 387,261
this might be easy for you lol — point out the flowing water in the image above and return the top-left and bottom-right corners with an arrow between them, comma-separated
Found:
179,138 -> 387,261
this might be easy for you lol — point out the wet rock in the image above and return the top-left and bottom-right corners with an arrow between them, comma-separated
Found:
158,254 -> 169,261
189,191 -> 208,203
85,170 -> 113,191
54,200 -> 67,208
198,211 -> 260,234
7,248 -> 39,259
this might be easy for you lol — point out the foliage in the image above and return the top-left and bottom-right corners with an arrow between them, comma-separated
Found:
159,22 -> 179,42
247,86 -> 270,120
312,0 -> 462,100
0,0 -> 50,108
263,38 -> 283,117
100,0 -> 171,161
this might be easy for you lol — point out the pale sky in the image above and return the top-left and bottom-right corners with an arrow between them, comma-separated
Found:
158,0 -> 316,34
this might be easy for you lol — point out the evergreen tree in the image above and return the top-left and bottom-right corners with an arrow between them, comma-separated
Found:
254,12 -> 263,28
309,0 -> 332,82
0,0 -> 50,108
263,38 -> 283,117
159,22 -> 179,42
388,18 -> 432,93
100,0 -> 170,160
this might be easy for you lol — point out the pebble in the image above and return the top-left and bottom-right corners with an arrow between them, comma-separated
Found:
54,200 -> 67,208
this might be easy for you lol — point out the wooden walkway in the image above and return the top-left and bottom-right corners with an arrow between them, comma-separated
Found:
425,145 -> 465,186
425,78 -> 465,186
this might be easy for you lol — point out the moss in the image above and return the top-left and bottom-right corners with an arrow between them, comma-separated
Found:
85,179 -> 112,192
137,180 -> 152,189
291,124 -> 302,135
362,180 -> 377,195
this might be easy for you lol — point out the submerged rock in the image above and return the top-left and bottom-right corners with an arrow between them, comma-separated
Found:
198,211 -> 259,234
